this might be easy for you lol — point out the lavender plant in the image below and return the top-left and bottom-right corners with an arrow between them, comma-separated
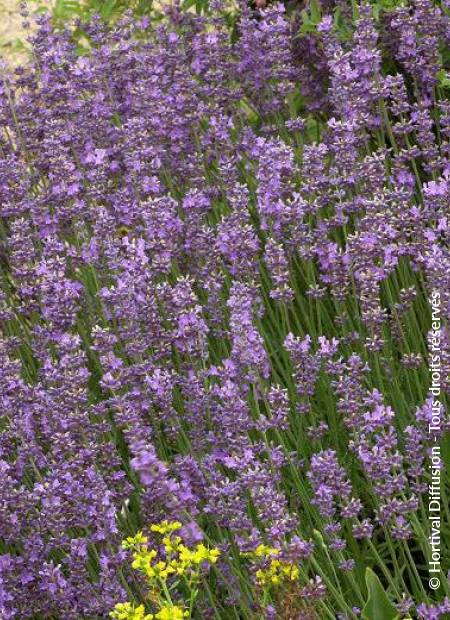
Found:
0,1 -> 449,618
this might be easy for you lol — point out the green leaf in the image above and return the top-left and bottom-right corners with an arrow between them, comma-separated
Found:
437,69 -> 450,89
239,98 -> 259,126
182,0 -> 197,10
99,0 -> 118,21
312,529 -> 327,549
298,3 -> 322,35
195,0 -> 209,14
54,0 -> 82,19
362,568 -> 400,620
310,0 -> 321,24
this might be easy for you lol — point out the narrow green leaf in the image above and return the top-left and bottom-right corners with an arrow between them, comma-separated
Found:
310,0 -> 322,24
182,0 -> 197,10
100,0 -> 117,21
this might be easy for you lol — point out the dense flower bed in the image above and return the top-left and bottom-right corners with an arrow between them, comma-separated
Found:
0,1 -> 449,618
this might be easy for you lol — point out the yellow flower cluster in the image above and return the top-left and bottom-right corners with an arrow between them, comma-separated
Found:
253,544 -> 280,558
110,602 -> 188,620
110,521 -> 221,620
255,558 -> 300,586
154,604 -> 190,620
244,544 -> 300,587
110,602 -> 152,620
150,521 -> 183,535
123,521 -> 220,581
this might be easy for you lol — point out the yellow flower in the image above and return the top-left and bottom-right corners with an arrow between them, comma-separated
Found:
150,521 -> 182,535
282,564 -> 299,580
154,604 -> 189,620
132,557 -> 175,580
253,556 -> 300,587
255,569 -> 265,585
169,558 -> 187,576
177,544 -> 193,564
122,532 -> 148,550
163,535 -> 182,553
253,544 -> 280,558
110,602 -> 153,620
208,548 -> 220,563
153,561 -> 176,579
131,549 -> 158,576
191,544 -> 209,564
178,543 -> 221,566
111,522 -> 219,620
